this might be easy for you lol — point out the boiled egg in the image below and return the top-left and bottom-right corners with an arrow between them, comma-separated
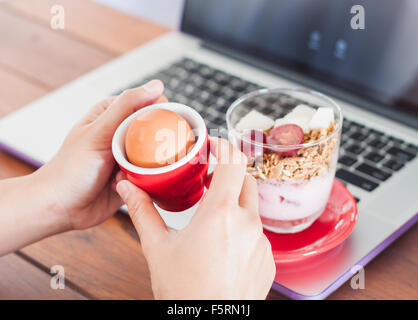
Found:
125,109 -> 195,168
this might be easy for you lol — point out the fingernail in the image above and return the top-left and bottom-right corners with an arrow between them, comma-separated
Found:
143,79 -> 163,96
116,181 -> 130,202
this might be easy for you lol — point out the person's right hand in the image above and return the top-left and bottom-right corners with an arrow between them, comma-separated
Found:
116,138 -> 276,300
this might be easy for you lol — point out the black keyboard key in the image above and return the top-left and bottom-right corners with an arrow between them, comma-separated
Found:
387,147 -> 415,161
205,96 -> 219,108
199,80 -> 220,95
226,94 -> 240,104
369,139 -> 386,149
230,78 -> 247,92
388,136 -> 404,144
166,78 -> 182,90
265,95 -> 279,104
259,106 -> 275,115
213,71 -> 230,85
214,96 -> 227,106
183,83 -> 196,95
350,131 -> 368,141
351,121 -> 365,129
405,143 -> 418,154
346,144 -> 365,155
359,126 -> 372,135
341,138 -> 349,146
369,128 -> 385,136
336,169 -> 379,191
339,155 -> 357,166
212,117 -> 225,125
382,159 -> 404,171
342,126 -> 351,134
198,65 -> 215,79
247,84 -> 262,92
183,58 -> 199,72
364,152 -> 384,163
220,86 -> 235,98
356,163 -> 391,181
196,91 -> 211,104
219,107 -> 229,115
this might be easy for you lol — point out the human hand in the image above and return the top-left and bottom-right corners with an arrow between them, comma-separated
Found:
116,138 -> 276,299
35,80 -> 166,231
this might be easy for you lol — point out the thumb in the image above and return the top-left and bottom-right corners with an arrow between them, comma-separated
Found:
116,180 -> 168,246
97,79 -> 164,133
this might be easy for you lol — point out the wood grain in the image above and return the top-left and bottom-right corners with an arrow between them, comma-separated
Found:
0,253 -> 86,299
0,6 -> 113,89
4,0 -> 169,55
0,0 -> 416,300
0,66 -> 48,117
0,150 -> 37,179
20,213 -> 154,299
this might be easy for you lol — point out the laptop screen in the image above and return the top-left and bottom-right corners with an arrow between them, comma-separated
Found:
181,0 -> 418,119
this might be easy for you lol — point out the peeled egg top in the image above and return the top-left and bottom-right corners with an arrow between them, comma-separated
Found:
125,109 -> 195,168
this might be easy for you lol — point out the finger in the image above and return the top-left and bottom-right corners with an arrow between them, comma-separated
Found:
76,96 -> 117,126
96,79 -> 164,133
254,237 -> 276,299
204,137 -> 248,205
105,186 -> 124,215
155,94 -> 168,103
111,170 -> 127,192
116,180 -> 168,246
116,170 -> 127,183
79,90 -> 166,128
85,185 -> 123,227
239,173 -> 259,212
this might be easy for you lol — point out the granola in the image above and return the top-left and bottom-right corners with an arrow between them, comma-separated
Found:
248,122 -> 338,181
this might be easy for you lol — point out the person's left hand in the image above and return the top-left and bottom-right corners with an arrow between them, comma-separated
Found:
34,80 -> 166,231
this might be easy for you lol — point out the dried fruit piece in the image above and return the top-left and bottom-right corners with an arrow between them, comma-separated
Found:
267,124 -> 304,156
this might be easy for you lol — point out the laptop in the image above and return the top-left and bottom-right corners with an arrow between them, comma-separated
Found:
0,0 -> 417,299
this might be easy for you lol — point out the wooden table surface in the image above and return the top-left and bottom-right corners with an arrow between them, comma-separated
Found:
0,0 -> 416,300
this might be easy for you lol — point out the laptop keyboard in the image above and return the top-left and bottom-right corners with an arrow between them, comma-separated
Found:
115,57 -> 418,201
115,57 -> 262,130
337,119 -> 417,197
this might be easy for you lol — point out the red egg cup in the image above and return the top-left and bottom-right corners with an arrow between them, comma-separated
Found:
112,103 -> 210,212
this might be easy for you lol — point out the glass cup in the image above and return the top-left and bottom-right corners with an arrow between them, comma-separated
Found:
227,88 -> 342,233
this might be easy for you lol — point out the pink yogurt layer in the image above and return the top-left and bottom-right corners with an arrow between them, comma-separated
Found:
257,168 -> 335,221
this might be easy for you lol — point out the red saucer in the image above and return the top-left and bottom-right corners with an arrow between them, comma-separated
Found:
264,179 -> 358,263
